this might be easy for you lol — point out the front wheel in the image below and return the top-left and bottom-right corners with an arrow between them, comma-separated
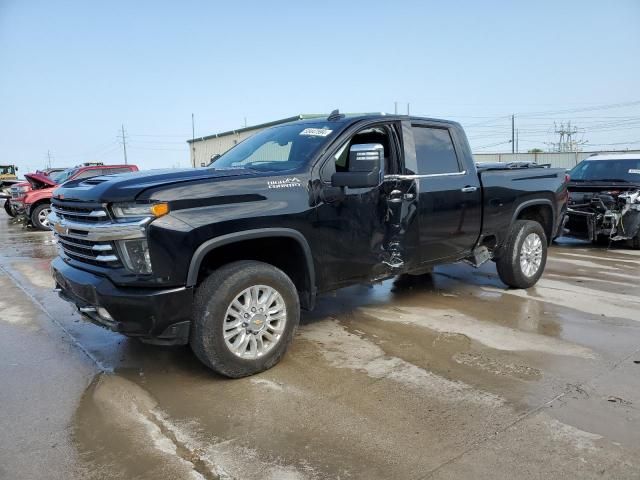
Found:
30,203 -> 51,231
191,260 -> 300,378
4,199 -> 15,218
496,220 -> 548,289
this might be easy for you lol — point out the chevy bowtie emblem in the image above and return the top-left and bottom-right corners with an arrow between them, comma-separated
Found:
54,223 -> 68,235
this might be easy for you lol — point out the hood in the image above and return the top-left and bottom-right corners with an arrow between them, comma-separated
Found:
25,172 -> 58,189
54,168 -> 257,203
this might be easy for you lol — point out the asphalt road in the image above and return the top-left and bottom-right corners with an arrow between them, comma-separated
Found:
1,212 -> 639,480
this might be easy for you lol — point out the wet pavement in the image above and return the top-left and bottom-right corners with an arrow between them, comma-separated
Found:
0,212 -> 639,479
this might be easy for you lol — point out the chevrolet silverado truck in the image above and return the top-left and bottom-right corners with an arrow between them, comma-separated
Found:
49,112 -> 568,377
564,153 -> 640,248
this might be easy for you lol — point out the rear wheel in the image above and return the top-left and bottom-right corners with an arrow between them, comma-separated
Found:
191,260 -> 300,378
593,235 -> 610,247
30,203 -> 51,231
4,199 -> 15,218
496,220 -> 547,289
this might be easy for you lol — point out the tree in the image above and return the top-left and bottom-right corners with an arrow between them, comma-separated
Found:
528,148 -> 544,154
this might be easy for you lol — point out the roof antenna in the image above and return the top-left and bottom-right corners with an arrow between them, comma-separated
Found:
327,109 -> 345,121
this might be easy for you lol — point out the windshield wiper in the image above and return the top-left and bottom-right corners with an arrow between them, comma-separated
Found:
597,178 -> 630,183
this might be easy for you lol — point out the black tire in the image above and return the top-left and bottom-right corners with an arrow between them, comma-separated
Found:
592,235 -> 610,247
30,203 -> 51,231
191,260 -> 300,378
4,199 -> 15,218
496,220 -> 548,289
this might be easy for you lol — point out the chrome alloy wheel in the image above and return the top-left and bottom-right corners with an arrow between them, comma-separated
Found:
38,207 -> 51,227
520,233 -> 543,277
223,285 -> 287,359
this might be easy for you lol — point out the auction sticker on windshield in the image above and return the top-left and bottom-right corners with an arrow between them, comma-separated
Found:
300,128 -> 333,137
629,169 -> 640,174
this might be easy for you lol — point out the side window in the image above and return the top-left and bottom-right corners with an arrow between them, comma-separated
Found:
412,126 -> 461,175
320,125 -> 395,182
74,169 -> 103,180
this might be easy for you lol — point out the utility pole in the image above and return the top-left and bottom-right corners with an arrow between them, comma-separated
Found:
511,115 -> 515,154
394,101 -> 398,115
516,129 -> 519,154
191,113 -> 196,168
406,103 -> 410,115
46,150 -> 52,169
120,124 -> 128,165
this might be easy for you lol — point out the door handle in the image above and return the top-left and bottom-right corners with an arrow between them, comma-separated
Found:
461,186 -> 478,193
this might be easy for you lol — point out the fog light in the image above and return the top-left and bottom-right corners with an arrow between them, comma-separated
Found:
118,239 -> 152,274
97,307 -> 113,321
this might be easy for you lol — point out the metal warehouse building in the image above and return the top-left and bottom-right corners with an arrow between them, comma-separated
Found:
187,114 -> 324,167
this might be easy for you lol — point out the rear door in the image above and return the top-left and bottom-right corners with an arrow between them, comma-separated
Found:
408,122 -> 482,261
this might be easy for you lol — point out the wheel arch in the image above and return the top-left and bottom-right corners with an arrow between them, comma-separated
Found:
187,228 -> 317,309
512,199 -> 555,244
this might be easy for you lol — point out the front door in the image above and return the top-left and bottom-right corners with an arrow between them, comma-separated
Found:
312,122 -> 419,289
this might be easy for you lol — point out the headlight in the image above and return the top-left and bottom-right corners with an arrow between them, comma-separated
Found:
118,239 -> 152,274
111,202 -> 169,219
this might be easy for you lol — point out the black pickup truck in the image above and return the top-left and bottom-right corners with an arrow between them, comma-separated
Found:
49,113 -> 568,377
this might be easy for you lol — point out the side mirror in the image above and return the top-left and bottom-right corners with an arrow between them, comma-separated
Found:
331,143 -> 384,188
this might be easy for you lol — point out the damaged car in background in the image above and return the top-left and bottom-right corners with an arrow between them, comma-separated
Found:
564,153 -> 640,249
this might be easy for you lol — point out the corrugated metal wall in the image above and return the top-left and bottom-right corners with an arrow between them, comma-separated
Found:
474,150 -> 640,169
190,128 -> 267,167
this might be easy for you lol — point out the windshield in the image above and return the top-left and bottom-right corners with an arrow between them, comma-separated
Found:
51,168 -> 77,184
0,166 -> 15,175
211,123 -> 340,172
569,159 -> 640,183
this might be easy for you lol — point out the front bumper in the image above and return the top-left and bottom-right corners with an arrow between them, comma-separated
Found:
11,201 -> 25,215
51,257 -> 193,345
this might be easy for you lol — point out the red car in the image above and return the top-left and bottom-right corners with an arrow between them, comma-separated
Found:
15,163 -> 138,230
5,168 -> 67,217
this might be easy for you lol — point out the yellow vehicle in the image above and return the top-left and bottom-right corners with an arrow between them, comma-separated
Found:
1,165 -> 20,215
0,164 -> 18,183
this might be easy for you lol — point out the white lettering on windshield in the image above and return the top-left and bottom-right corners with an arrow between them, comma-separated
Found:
299,128 -> 333,137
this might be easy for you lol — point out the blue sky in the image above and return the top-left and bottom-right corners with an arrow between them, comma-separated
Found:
1,0 -> 639,172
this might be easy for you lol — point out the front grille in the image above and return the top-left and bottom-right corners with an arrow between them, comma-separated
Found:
55,233 -> 121,267
51,199 -> 122,268
51,201 -> 110,223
